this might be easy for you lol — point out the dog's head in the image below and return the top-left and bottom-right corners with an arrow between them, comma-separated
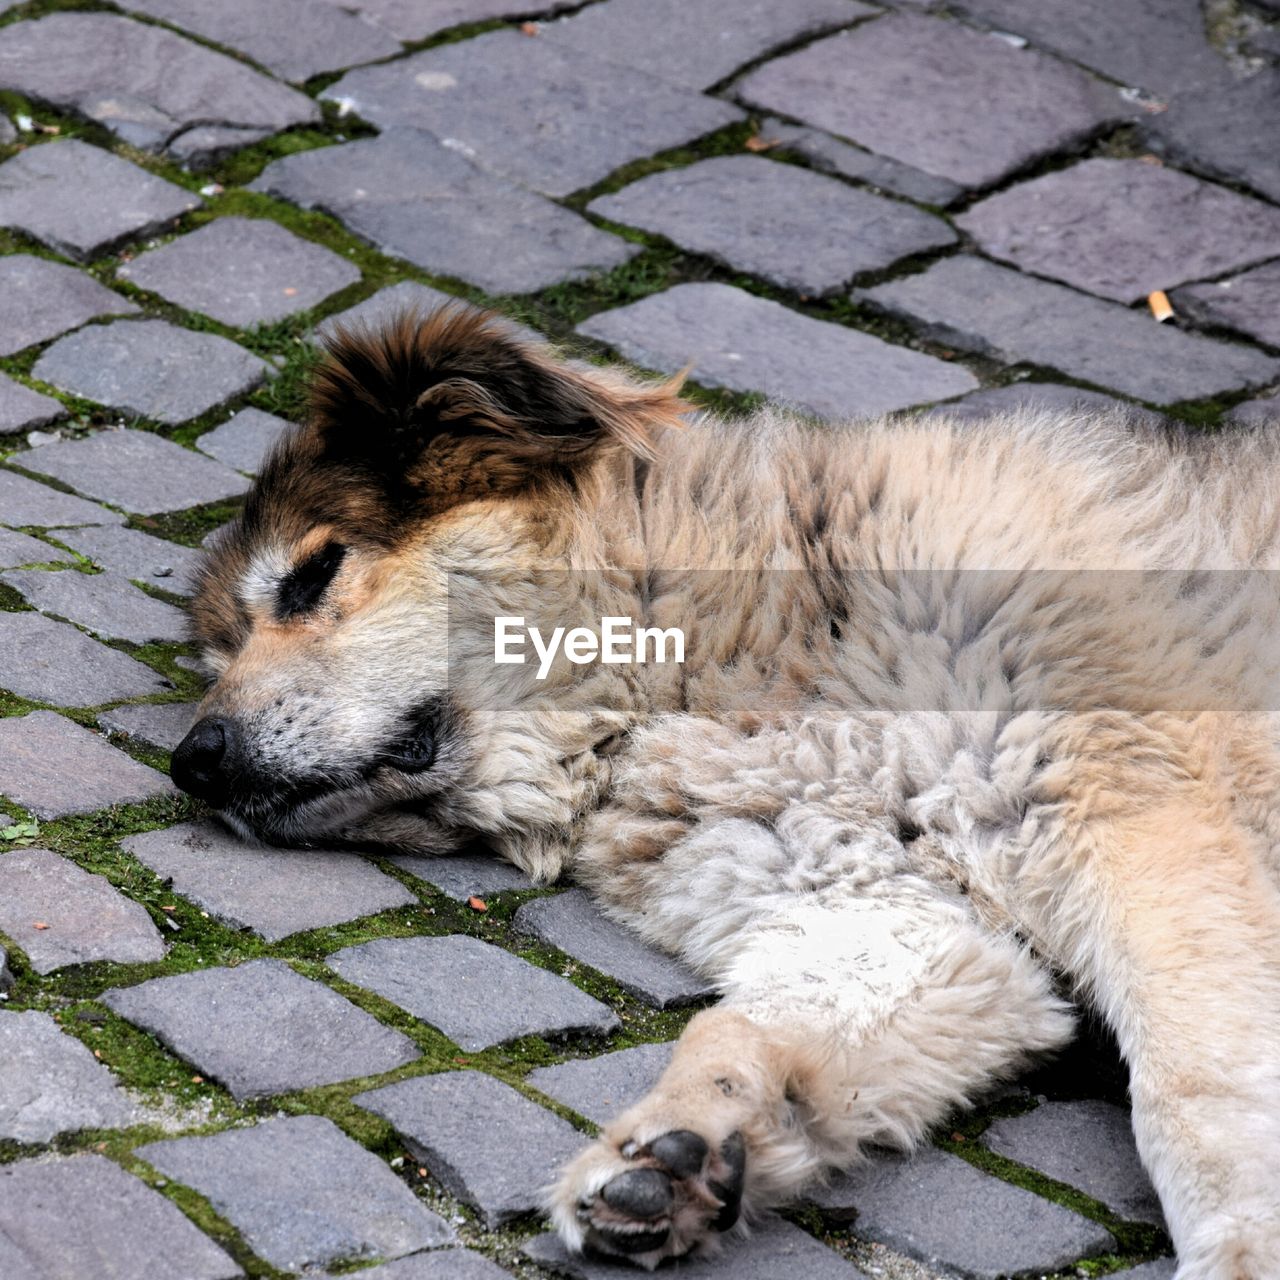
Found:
173,304 -> 685,870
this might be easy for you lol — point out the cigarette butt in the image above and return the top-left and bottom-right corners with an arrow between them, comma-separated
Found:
1148,290 -> 1174,322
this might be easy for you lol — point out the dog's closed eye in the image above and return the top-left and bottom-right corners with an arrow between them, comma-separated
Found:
277,542 -> 347,620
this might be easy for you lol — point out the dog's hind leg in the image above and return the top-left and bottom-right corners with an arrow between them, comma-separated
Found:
548,819 -> 1074,1268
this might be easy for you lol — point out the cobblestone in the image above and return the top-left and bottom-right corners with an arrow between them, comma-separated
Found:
589,155 -> 955,295
0,12 -> 318,154
0,140 -> 200,262
196,407 -> 292,475
1173,260 -> 1280,350
983,1100 -> 1164,1225
1228,392 -> 1280,427
56,523 -> 205,593
99,701 -> 198,752
0,375 -> 64,435
0,467 -> 124,528
136,1115 -> 454,1272
328,934 -> 620,1050
31,322 -> 269,427
527,1042 -> 674,1125
123,821 -> 416,942
103,958 -> 421,1100
514,888 -> 713,1009
0,1154 -> 242,1280
122,0 -> 403,83
0,712 -> 174,819
0,528 -> 64,569
949,0 -> 1229,96
541,0 -> 871,92
18,428 -> 250,514
324,31 -> 742,198
254,130 -> 638,294
332,0 -> 577,43
525,1217 -> 870,1278
957,159 -> 1280,303
859,256 -> 1280,404
926,383 -> 1141,423
317,1252 -> 515,1280
735,14 -> 1122,189
807,1147 -> 1116,1277
0,611 -> 169,705
1,567 -> 189,642
0,254 -> 137,356
354,1070 -> 584,1227
757,117 -> 966,206
1145,70 -> 1280,204
0,847 -> 166,972
0,1008 -> 137,1142
388,851 -> 533,900
119,217 -> 362,329
1116,1261 -> 1177,1279
580,283 -> 977,420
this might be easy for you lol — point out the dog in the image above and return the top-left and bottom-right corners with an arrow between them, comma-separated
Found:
174,305 -> 1280,1279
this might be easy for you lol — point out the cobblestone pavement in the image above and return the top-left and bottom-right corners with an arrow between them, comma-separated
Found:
1,0 -> 1274,1275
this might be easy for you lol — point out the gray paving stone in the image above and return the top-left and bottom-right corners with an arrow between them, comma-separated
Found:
119,217 -> 362,329
0,847 -> 165,972
318,0 -> 575,46
528,1042 -> 673,1125
388,851 -> 533,901
0,1008 -> 138,1142
0,12 -> 319,154
590,155 -> 954,296
0,947 -> 11,993
0,255 -> 138,357
56,524 -> 205,594
758,117 -> 965,206
858,256 -> 1280,404
0,374 -> 64,436
957,159 -> 1280,304
1145,70 -> 1280,204
318,1252 -> 514,1280
324,31 -> 743,199
254,130 -> 637,295
354,1070 -> 584,1226
0,528 -> 65,569
0,612 -> 169,706
19,428 -> 250,514
0,113 -> 13,144
579,283 -> 977,421
0,711 -> 174,819
32,322 -> 269,427
1174,259 -> 1280,350
926,382 -> 1150,423
736,14 -> 1122,190
137,1115 -> 453,1272
983,1100 -> 1164,1225
1115,1261 -> 1176,1279
103,958 -> 420,1099
807,1147 -> 1115,1277
99,701 -> 198,753
328,935 -> 619,1051
542,0 -> 871,91
167,124 -> 274,171
2,568 -> 188,643
0,467 -> 124,528
0,1154 -> 242,1280
0,140 -> 200,262
525,1217 -> 869,1278
196,407 -> 292,475
1227,391 -> 1280,426
514,888 -> 713,1009
123,821 -> 416,942
122,0 -> 402,83
950,0 -> 1229,96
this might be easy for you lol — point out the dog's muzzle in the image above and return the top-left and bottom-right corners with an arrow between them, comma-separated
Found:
171,715 -> 242,808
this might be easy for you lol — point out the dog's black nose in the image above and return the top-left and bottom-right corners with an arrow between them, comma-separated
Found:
171,716 -> 240,807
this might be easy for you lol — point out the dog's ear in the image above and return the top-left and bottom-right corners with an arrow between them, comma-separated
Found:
308,304 -> 688,509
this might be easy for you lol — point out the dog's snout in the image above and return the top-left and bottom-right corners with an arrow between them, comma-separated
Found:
171,716 -> 240,807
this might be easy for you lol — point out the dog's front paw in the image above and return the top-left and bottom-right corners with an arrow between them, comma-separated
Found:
549,1126 -> 747,1268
